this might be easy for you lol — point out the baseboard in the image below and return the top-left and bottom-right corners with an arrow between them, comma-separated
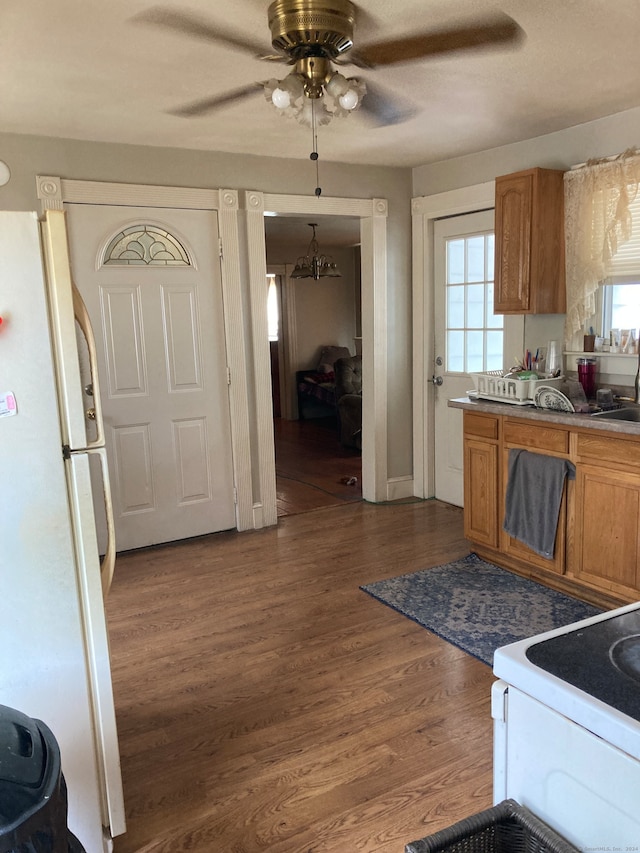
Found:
386,475 -> 414,501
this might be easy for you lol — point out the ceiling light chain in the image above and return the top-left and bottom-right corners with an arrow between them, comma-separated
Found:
310,96 -> 321,198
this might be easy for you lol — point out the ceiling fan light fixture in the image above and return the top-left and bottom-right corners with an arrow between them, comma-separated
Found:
338,88 -> 359,111
264,70 -> 365,125
329,76 -> 366,118
264,73 -> 305,116
325,71 -> 349,98
271,87 -> 291,109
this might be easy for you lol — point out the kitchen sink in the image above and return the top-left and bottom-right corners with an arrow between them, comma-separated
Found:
591,406 -> 640,421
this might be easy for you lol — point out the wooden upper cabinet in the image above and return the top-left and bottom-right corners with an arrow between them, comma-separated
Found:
494,167 -> 566,314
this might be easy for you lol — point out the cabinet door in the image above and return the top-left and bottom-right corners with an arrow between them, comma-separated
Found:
573,463 -> 640,597
500,446 -> 567,575
464,437 -> 499,547
494,172 -> 533,313
494,168 -> 565,315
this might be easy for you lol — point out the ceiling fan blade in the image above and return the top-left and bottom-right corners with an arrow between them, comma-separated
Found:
349,14 -> 524,69
168,83 -> 264,118
359,80 -> 416,127
131,6 -> 284,62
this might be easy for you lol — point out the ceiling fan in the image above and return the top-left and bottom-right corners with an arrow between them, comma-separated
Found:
133,0 -> 524,128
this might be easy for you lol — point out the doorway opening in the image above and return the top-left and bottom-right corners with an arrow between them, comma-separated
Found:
265,215 -> 362,516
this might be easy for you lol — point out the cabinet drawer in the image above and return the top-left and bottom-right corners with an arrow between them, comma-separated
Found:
464,412 -> 499,440
503,419 -> 569,454
577,433 -> 640,469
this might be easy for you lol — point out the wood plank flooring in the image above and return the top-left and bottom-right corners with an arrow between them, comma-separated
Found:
274,416 -> 362,517
108,498 -> 495,853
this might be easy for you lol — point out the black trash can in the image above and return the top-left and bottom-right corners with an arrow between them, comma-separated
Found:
0,704 -> 85,853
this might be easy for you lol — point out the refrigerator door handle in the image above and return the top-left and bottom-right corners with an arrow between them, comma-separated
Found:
73,283 -> 106,450
88,447 -> 116,597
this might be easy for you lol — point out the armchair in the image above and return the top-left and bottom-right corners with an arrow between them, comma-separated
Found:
334,355 -> 362,450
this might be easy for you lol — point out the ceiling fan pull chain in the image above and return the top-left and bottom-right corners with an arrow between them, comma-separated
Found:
310,98 -> 322,197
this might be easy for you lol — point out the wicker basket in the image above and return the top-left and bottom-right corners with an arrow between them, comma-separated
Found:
470,371 -> 564,405
405,799 -> 579,853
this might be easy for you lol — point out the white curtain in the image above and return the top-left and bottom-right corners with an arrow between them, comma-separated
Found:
564,147 -> 640,349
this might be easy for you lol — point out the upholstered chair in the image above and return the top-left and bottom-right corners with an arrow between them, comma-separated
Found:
334,355 -> 362,450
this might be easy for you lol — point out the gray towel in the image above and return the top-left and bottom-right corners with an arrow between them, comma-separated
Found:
503,449 -> 575,559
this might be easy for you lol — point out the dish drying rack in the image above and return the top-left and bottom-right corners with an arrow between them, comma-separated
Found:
470,370 -> 564,405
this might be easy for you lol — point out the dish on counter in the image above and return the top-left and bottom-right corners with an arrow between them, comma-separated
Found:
533,385 -> 575,412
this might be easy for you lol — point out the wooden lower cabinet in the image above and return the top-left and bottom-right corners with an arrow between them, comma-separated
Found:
500,444 -> 568,576
463,412 -> 499,548
462,410 -> 640,606
464,437 -> 498,547
572,436 -> 640,600
500,419 -> 569,576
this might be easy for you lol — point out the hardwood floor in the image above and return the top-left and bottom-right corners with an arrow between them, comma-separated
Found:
108,499 -> 494,853
274,416 -> 362,517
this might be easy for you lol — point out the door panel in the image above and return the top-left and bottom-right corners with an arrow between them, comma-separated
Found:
434,210 -> 495,506
102,287 -> 147,395
66,204 -> 236,550
433,210 -> 523,507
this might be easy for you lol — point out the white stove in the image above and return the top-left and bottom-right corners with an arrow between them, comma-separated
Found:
492,600 -> 640,849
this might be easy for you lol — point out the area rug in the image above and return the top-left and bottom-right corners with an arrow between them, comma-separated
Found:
360,553 -> 602,666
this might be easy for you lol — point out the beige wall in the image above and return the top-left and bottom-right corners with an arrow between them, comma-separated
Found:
412,105 -> 640,358
0,131 -> 413,480
267,243 -> 359,371
412,105 -> 640,197
6,107 -> 637,494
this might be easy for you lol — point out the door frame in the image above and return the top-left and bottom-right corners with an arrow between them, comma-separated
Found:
246,191 -> 388,507
411,182 -> 495,499
37,177 -> 389,525
37,175 -> 256,530
266,264 -> 297,422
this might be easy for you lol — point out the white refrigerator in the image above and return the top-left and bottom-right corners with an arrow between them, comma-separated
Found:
0,210 -> 126,852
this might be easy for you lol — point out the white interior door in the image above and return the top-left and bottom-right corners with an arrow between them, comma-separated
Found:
66,204 -> 235,550
434,210 -> 496,506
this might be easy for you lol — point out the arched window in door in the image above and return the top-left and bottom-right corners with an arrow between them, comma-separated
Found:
102,224 -> 191,266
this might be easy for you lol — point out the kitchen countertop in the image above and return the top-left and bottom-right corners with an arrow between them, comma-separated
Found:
449,396 -> 640,436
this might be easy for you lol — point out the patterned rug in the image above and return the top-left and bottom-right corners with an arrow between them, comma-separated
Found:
360,553 -> 602,666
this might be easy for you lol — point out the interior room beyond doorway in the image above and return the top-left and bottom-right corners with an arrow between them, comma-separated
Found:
266,213 -> 362,517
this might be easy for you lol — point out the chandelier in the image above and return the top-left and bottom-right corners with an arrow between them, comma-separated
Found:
264,67 -> 366,127
290,223 -> 342,280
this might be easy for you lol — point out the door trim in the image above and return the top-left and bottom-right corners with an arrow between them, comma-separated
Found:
247,192 -> 388,505
37,176 -> 255,531
38,177 -> 389,521
411,182 -> 495,499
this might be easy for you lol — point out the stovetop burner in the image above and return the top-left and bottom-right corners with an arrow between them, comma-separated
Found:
525,607 -> 640,722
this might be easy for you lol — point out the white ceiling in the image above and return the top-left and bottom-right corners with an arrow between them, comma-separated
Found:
5,0 -> 640,169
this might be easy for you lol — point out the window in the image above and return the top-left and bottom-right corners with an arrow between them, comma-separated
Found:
602,283 -> 640,336
267,274 -> 279,341
598,190 -> 640,337
566,153 -> 640,346
444,231 -> 502,373
102,224 -> 191,266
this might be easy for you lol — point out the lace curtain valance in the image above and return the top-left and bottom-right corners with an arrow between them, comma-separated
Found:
564,147 -> 640,348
